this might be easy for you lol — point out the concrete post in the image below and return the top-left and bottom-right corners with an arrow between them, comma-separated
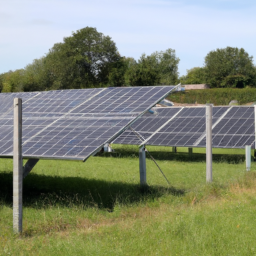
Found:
103,143 -> 113,153
139,145 -> 147,185
13,98 -> 23,233
245,145 -> 251,171
206,104 -> 212,183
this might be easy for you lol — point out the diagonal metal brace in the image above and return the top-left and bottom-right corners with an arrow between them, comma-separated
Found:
23,159 -> 39,179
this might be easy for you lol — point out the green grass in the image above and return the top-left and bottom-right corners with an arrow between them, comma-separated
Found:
0,146 -> 256,255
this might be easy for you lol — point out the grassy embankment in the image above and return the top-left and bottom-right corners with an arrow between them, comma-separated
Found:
1,145 -> 256,255
168,88 -> 256,105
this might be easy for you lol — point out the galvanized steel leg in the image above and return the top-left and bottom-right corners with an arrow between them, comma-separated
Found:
188,147 -> 193,155
139,145 -> 147,185
172,146 -> 177,153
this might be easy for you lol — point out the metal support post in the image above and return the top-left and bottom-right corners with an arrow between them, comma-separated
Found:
188,147 -> 193,155
139,145 -> 147,185
103,143 -> 114,153
13,98 -> 23,233
23,159 -> 39,178
245,145 -> 251,171
206,104 -> 212,183
172,146 -> 177,153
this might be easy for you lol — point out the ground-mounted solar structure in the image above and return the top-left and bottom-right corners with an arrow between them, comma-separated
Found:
0,86 -> 178,161
0,86 -> 179,233
114,106 -> 256,149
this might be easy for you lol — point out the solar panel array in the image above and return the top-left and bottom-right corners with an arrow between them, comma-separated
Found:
198,106 -> 255,148
114,106 -> 255,149
114,108 -> 182,145
0,86 -> 176,161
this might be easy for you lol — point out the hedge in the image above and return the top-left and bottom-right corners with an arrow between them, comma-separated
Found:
167,88 -> 256,105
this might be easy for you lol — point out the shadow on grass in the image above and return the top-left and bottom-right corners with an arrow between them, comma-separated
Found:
0,172 -> 184,211
99,150 -> 245,164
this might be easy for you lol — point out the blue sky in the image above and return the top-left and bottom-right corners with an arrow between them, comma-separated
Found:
1,0 -> 256,77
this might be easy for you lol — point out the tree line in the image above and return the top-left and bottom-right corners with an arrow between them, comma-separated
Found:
0,27 -> 256,93
180,47 -> 256,88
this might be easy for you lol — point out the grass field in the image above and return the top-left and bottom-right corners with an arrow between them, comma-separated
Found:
1,145 -> 256,255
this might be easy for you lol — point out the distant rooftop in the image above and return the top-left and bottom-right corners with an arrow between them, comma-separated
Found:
183,84 -> 210,90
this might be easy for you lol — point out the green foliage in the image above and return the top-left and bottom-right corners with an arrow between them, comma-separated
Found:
108,57 -> 127,87
0,69 -> 26,92
180,67 -> 206,84
42,27 -> 122,89
154,48 -> 180,85
125,49 -> 179,86
168,88 -> 256,105
0,74 -> 3,92
23,58 -> 52,91
204,47 -> 256,88
127,53 -> 161,86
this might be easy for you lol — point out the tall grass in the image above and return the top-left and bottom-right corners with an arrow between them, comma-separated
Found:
0,146 -> 255,255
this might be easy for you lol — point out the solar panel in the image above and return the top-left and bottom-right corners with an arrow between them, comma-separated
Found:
114,107 -> 182,144
198,106 -> 255,148
114,106 -> 255,149
0,86 -> 176,160
142,106 -> 228,147
0,92 -> 40,117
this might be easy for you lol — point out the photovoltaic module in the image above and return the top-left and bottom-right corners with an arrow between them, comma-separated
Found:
114,106 -> 255,149
0,86 -> 177,161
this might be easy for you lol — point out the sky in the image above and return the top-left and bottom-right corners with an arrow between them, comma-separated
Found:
1,0 -> 256,77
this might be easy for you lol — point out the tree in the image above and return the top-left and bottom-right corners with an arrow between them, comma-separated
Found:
204,47 -> 256,88
0,70 -> 25,92
23,58 -> 52,91
108,57 -> 127,87
0,73 -> 4,92
125,49 -> 179,86
154,48 -> 180,85
43,27 -> 122,89
123,57 -> 137,85
179,67 -> 206,84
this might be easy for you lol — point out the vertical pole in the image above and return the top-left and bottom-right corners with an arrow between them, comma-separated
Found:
139,145 -> 147,186
188,147 -> 193,155
172,146 -> 177,153
254,105 -> 256,161
245,145 -> 251,171
206,104 -> 212,183
13,98 -> 23,233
